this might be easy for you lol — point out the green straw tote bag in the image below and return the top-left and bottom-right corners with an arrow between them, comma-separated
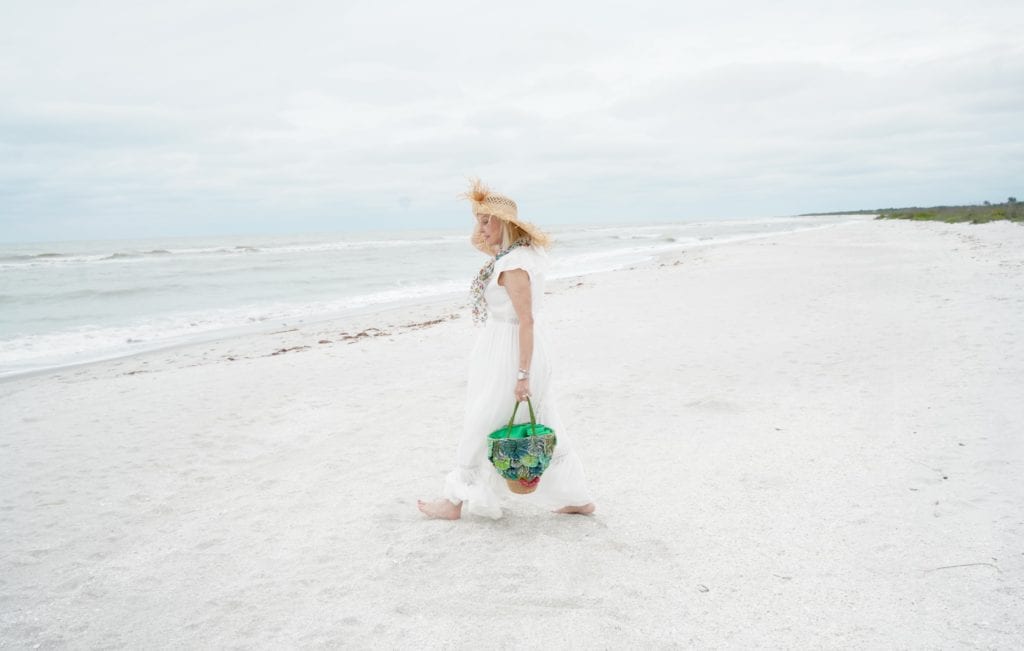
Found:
487,398 -> 557,494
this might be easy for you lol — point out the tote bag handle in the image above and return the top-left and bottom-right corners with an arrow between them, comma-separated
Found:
504,397 -> 538,437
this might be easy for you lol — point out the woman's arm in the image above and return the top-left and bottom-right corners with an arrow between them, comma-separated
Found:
499,268 -> 534,400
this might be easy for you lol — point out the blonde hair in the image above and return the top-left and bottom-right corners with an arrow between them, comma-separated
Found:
501,220 -> 531,250
470,215 -> 532,254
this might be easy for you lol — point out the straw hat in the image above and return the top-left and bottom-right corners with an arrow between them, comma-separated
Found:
462,178 -> 551,254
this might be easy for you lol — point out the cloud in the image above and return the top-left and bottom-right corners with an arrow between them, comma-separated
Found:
1,0 -> 1022,241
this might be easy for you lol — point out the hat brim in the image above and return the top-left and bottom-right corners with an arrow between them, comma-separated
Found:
471,212 -> 551,255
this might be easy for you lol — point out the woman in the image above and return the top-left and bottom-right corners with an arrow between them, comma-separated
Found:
417,180 -> 596,520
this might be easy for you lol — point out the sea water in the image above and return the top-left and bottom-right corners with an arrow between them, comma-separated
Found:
0,215 -> 864,377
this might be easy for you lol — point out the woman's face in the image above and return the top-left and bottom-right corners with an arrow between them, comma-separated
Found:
478,213 -> 504,248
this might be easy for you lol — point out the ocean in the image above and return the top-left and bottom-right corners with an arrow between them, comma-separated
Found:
0,214 -> 863,377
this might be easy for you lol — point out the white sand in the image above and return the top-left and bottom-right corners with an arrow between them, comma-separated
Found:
2,218 -> 1023,648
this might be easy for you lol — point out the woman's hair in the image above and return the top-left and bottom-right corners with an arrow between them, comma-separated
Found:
471,213 -> 534,253
500,220 -> 531,249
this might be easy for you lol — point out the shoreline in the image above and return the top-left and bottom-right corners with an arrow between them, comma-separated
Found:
0,291 -> 466,385
0,271 -> 600,385
3,217 -> 1022,647
0,215 -> 868,382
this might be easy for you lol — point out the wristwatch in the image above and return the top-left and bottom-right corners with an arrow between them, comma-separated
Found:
517,368 -> 530,381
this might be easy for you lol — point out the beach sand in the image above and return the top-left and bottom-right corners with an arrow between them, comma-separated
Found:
2,218 -> 1022,648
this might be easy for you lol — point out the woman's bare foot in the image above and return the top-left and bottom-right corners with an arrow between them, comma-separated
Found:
554,502 -> 596,515
417,498 -> 462,520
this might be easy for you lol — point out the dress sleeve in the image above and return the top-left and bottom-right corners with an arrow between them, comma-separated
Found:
495,247 -> 537,284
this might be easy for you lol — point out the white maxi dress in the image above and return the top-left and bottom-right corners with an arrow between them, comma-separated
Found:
443,245 -> 594,518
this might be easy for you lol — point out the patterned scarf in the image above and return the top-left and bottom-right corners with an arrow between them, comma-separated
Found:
469,238 -> 530,325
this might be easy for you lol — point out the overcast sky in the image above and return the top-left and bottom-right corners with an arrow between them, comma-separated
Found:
1,0 -> 1022,242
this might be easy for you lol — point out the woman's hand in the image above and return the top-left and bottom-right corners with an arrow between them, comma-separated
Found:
515,378 -> 531,402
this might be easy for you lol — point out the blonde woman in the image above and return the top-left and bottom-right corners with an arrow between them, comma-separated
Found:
417,180 -> 596,520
